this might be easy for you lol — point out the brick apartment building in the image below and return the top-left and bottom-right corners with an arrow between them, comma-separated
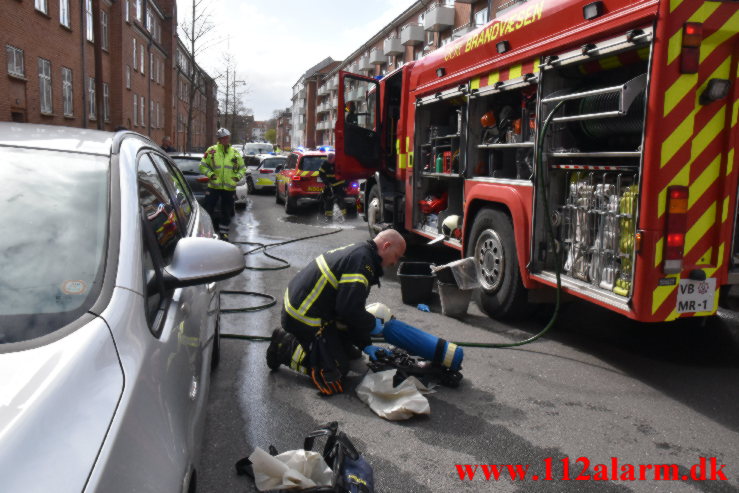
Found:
292,0 -> 521,148
1,0 -> 217,151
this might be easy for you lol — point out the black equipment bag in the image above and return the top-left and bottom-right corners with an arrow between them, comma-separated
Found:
235,422 -> 374,492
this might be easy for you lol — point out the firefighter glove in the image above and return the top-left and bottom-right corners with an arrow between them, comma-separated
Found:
370,318 -> 384,336
363,345 -> 388,362
310,367 -> 343,395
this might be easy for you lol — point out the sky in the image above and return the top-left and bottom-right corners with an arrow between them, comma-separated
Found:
179,0 -> 410,121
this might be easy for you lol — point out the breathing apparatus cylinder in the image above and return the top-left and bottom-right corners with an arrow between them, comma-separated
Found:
383,319 -> 463,371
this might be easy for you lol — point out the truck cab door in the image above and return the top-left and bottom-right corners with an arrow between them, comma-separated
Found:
335,71 -> 380,180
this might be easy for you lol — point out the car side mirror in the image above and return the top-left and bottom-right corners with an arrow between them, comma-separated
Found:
163,237 -> 245,288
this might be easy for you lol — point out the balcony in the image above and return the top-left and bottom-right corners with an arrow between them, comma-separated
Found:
369,48 -> 385,65
318,84 -> 329,96
424,5 -> 454,32
383,37 -> 403,56
401,23 -> 424,46
358,56 -> 372,71
452,22 -> 474,40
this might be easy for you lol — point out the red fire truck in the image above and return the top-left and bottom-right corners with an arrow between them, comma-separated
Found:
334,0 -> 739,322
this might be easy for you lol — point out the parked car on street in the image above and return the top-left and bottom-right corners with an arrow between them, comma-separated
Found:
172,152 -> 248,210
246,154 -> 286,193
171,153 -> 209,205
0,123 -> 246,493
275,150 -> 359,214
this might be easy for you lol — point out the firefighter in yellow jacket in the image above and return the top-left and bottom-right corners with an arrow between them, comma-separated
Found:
266,229 -> 406,395
199,128 -> 245,241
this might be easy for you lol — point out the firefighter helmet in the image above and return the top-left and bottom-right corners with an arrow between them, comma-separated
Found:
480,111 -> 496,128
216,128 -> 231,138
442,215 -> 461,238
366,302 -> 393,324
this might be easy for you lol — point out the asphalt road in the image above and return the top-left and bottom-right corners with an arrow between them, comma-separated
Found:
199,192 -> 739,493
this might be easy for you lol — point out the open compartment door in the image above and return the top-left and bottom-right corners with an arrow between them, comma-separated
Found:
335,71 -> 380,180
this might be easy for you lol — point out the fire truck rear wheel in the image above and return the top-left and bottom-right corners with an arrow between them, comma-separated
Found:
467,208 -> 527,320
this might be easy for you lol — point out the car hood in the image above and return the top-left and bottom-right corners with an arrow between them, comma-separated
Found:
0,316 -> 123,492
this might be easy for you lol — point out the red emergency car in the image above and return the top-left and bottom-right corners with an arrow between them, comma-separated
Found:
275,149 -> 358,214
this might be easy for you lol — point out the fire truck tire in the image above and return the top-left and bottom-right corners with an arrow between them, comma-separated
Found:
467,209 -> 527,320
366,185 -> 382,239
285,195 -> 298,214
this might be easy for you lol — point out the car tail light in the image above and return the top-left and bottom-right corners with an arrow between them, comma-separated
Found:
260,169 -> 272,174
292,174 -> 302,181
196,176 -> 210,183
663,186 -> 688,274
680,23 -> 702,74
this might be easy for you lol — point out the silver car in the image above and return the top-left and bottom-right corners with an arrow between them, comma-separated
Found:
246,154 -> 286,193
0,123 -> 245,493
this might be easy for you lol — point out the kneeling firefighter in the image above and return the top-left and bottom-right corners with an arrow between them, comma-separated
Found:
267,229 -> 407,395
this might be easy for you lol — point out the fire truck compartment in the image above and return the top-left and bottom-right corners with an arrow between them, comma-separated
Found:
531,39 -> 650,301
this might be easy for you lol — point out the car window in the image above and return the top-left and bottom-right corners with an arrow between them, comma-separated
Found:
138,155 -> 182,264
285,154 -> 298,170
0,147 -> 108,344
301,156 -> 327,172
171,157 -> 202,175
150,153 -> 193,226
262,157 -> 286,170
245,155 -> 261,168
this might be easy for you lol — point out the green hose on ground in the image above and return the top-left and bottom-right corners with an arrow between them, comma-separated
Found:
222,102 -> 566,349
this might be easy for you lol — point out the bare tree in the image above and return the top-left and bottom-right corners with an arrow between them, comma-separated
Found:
215,51 -> 251,140
179,0 -> 216,150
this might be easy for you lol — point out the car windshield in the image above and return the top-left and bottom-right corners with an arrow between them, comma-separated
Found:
301,156 -> 327,172
0,147 -> 109,344
243,143 -> 272,155
261,157 -> 285,170
172,157 -> 202,175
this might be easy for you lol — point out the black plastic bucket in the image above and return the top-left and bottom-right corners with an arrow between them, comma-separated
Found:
397,262 -> 435,305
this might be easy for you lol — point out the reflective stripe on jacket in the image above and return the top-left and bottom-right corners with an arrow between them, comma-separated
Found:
284,241 -> 383,349
319,160 -> 345,188
199,143 -> 245,191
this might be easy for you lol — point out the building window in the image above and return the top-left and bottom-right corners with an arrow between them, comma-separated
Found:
474,9 -> 488,27
62,67 -> 73,116
150,53 -> 154,80
103,82 -> 110,122
101,11 -> 109,50
88,77 -> 96,119
140,96 -> 145,126
146,7 -> 152,31
59,0 -> 70,27
140,48 -> 145,76
135,0 -> 142,22
35,0 -> 48,14
85,0 -> 94,42
133,93 -> 138,126
6,45 -> 24,77
150,100 -> 154,127
38,58 -> 52,114
132,39 -> 137,70
125,0 -> 130,23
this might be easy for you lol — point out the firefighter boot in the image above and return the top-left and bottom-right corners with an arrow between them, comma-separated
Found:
266,328 -> 303,371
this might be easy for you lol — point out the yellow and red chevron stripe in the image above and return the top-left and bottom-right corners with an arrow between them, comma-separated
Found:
649,1 -> 739,321
470,58 -> 539,91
